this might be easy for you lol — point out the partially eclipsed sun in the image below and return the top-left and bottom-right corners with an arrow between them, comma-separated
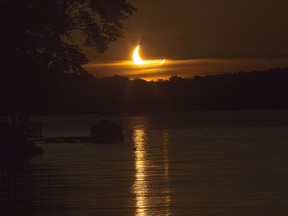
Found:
132,45 -> 166,65
132,45 -> 144,65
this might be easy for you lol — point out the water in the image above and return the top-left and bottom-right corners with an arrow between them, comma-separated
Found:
1,110 -> 288,215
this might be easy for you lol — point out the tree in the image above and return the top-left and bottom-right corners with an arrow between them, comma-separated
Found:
0,0 -> 136,77
0,0 -> 136,132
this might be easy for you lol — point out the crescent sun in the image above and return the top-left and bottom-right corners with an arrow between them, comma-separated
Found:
132,45 -> 165,65
132,45 -> 144,65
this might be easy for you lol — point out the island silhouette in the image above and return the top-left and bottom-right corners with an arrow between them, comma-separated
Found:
31,68 -> 288,115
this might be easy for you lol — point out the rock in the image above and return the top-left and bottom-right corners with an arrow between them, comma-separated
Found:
90,119 -> 124,143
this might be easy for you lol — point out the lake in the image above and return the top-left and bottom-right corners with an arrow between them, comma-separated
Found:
1,110 -> 288,215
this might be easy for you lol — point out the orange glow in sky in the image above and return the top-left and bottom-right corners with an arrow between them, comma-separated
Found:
83,45 -> 288,81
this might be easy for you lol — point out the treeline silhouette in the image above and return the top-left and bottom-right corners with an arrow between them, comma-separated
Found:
35,68 -> 288,114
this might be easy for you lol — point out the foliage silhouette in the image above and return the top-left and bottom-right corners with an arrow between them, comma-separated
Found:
0,0 -> 136,157
0,0 -> 136,114
36,68 -> 288,114
0,0 -> 136,77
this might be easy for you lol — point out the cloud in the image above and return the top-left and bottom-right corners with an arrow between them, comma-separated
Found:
84,58 -> 288,81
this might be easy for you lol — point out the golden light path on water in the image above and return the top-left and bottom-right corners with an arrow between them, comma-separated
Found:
133,122 -> 171,215
133,128 -> 148,216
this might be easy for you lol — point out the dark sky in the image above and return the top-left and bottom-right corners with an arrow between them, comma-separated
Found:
84,0 -> 288,79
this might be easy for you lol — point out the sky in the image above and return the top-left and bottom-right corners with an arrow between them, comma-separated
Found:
84,0 -> 288,80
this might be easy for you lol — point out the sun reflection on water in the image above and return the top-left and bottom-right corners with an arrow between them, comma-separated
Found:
133,124 -> 171,216
133,128 -> 148,216
162,129 -> 171,215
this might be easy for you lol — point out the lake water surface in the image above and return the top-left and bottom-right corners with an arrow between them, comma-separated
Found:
1,110 -> 288,215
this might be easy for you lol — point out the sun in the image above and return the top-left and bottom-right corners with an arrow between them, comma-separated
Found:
132,45 -> 145,65
132,45 -> 165,65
